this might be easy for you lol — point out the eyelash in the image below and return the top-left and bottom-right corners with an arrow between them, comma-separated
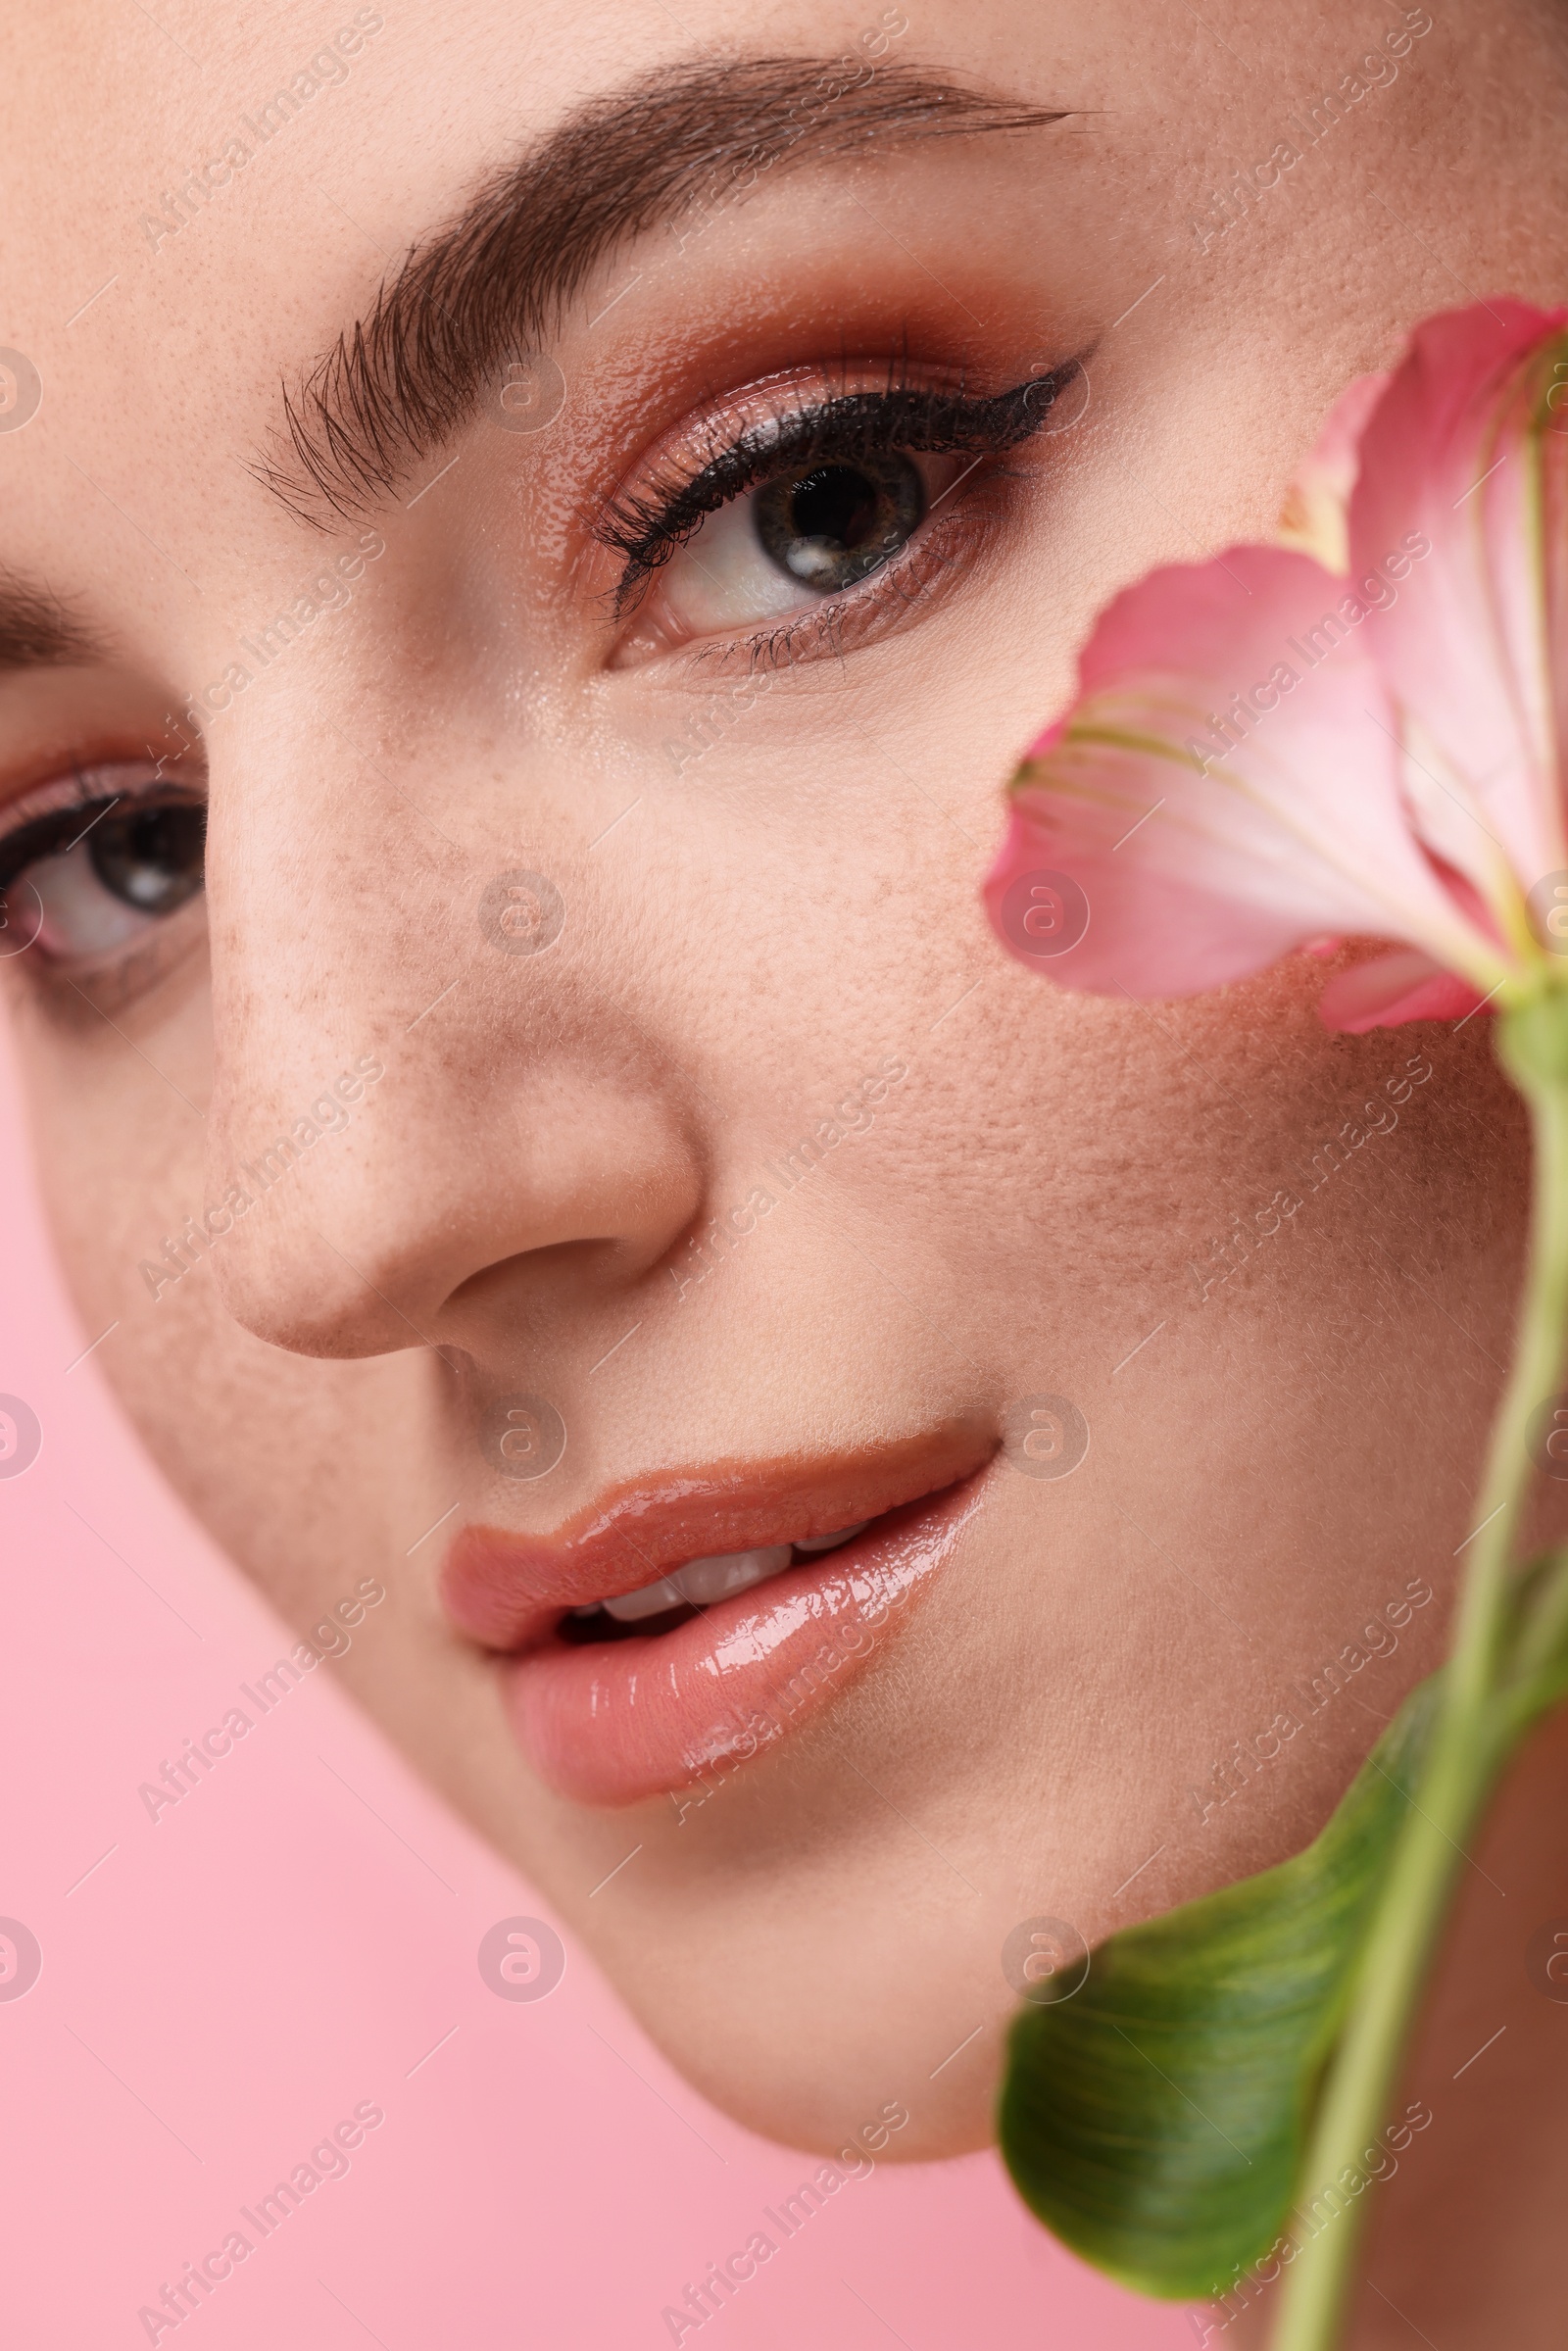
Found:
0,772 -> 113,899
0,767 -> 193,893
597,362 -> 1079,620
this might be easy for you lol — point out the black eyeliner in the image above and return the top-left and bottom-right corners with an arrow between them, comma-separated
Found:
600,365 -> 1078,612
0,777 -> 205,896
0,780 -> 106,895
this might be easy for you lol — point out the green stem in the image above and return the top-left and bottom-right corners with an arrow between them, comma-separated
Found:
1268,1035 -> 1568,2351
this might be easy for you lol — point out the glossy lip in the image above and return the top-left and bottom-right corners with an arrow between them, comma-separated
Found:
441,1423 -> 994,1807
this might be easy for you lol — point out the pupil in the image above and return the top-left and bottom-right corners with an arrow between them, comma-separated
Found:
753,451 -> 925,594
790,465 -> 880,553
89,801 -> 207,914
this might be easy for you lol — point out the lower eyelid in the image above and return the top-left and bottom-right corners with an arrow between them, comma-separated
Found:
665,468 -> 1007,676
13,886 -> 208,1021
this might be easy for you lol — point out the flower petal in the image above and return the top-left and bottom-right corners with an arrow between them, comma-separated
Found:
986,545 -> 1505,1001
1349,298 -> 1568,914
1278,370 -> 1389,572
1316,947 -> 1485,1033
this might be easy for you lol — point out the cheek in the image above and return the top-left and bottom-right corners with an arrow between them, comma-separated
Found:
10,1008 -> 422,1647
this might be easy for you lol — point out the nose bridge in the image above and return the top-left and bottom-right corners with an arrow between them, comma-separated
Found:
203,743 -> 459,1182
198,730 -> 703,1359
206,751 -> 467,1116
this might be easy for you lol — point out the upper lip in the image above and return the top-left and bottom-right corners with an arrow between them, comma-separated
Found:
440,1418 -> 993,1651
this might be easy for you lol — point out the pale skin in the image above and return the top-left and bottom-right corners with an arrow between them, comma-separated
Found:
3,1 -> 1567,2342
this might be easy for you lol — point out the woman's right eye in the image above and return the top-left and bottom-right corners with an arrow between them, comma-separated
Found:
0,778 -> 208,969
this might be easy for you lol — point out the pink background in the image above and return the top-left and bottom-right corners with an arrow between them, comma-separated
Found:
0,1014 -> 1193,2350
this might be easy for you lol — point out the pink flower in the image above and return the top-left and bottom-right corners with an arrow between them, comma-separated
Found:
984,300 -> 1568,1032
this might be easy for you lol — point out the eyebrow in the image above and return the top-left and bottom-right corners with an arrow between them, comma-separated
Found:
256,54 -> 1066,527
0,571 -> 106,673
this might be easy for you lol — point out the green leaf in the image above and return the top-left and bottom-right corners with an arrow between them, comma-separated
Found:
998,1673 -> 1441,2302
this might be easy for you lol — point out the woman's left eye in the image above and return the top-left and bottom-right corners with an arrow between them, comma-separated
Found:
624,446 -> 963,649
0,777 -> 207,968
602,371 -> 1064,663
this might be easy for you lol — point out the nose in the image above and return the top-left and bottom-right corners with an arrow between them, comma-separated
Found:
199,734 -> 704,1364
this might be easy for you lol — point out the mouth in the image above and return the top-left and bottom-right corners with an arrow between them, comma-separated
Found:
440,1426 -> 993,1806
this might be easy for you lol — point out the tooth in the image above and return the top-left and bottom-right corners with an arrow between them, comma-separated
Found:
602,1576 -> 687,1623
596,1537 -> 829,1626
671,1546 -> 793,1605
793,1522 -> 868,1554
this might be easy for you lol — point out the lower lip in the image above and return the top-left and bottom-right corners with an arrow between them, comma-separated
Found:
496,1478 -> 985,1806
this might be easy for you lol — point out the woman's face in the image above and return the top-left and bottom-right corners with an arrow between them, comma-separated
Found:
5,0 -> 1566,2160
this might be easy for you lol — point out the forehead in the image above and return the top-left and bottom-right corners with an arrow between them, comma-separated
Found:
0,0 -> 1219,431
0,20 -> 936,599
